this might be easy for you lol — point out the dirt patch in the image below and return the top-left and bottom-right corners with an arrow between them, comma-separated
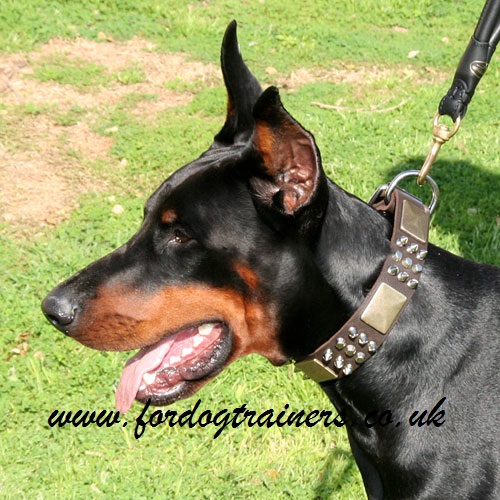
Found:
0,37 -> 446,237
0,113 -> 111,233
0,38 -> 219,235
1,37 -> 219,114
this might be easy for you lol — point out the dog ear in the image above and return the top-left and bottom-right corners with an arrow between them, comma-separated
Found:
213,21 -> 262,146
251,87 -> 325,218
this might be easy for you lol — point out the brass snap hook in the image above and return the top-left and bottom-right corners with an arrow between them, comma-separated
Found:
417,113 -> 461,186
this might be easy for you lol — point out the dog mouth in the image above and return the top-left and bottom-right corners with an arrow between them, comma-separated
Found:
115,322 -> 232,413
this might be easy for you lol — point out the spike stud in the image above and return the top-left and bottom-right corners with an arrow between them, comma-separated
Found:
358,333 -> 368,346
348,326 -> 359,339
334,355 -> 344,370
396,236 -> 409,247
407,243 -> 419,254
355,352 -> 366,364
345,344 -> 356,357
322,348 -> 333,363
416,250 -> 428,260
343,363 -> 353,376
388,265 -> 399,275
407,279 -> 419,289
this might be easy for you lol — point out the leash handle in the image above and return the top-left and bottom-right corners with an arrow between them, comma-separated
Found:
439,0 -> 500,121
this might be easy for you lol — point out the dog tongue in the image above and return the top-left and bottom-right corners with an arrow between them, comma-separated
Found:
115,327 -> 197,413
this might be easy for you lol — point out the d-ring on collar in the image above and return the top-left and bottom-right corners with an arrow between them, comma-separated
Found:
294,179 -> 433,382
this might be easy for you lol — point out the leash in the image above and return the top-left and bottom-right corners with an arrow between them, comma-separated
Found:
418,0 -> 500,185
295,1 -> 499,382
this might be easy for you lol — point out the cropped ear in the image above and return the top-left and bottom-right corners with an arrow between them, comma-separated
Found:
251,87 -> 325,217
213,21 -> 262,146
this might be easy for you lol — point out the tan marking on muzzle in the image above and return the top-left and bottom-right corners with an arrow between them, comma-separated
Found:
71,283 -> 286,366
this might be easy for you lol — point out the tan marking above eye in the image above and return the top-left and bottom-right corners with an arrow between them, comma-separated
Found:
233,261 -> 259,291
161,209 -> 178,224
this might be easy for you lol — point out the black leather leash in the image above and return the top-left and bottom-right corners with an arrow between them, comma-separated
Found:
418,0 -> 500,185
439,0 -> 500,122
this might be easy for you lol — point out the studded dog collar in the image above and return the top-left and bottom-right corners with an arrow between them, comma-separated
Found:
294,184 -> 432,382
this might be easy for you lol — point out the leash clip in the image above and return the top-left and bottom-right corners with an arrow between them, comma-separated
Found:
417,112 -> 461,186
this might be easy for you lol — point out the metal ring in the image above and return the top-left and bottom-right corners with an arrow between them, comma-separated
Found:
384,170 -> 440,215
367,183 -> 389,206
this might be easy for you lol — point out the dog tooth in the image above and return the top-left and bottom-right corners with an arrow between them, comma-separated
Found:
169,356 -> 182,365
182,347 -> 194,358
193,335 -> 205,348
139,383 -> 146,392
198,323 -> 216,336
142,372 -> 156,385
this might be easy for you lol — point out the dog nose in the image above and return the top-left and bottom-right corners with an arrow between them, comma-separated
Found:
41,293 -> 78,333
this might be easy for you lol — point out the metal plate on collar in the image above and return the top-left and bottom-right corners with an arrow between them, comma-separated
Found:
294,358 -> 338,383
401,199 -> 429,243
360,282 -> 407,334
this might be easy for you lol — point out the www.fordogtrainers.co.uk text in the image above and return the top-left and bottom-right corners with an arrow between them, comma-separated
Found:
47,397 -> 446,439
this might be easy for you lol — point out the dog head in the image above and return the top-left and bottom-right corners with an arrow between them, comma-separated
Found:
42,22 -> 337,412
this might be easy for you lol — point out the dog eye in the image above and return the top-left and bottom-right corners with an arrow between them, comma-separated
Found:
170,228 -> 191,245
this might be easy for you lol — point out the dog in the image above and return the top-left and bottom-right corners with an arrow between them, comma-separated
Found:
42,22 -> 499,499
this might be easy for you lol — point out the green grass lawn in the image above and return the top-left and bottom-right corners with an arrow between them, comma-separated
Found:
1,1 -> 498,498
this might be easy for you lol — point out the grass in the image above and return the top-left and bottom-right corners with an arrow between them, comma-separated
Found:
33,57 -> 111,88
32,56 -> 147,89
1,1 -> 499,499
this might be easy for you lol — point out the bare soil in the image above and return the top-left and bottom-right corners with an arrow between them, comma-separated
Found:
0,37 -> 446,236
0,38 -> 218,234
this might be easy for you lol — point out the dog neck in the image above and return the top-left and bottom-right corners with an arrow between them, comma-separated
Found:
316,180 -> 393,313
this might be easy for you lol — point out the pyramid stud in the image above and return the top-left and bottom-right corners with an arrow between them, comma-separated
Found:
392,251 -> 403,262
397,272 -> 409,282
402,257 -> 412,268
336,337 -> 346,350
412,263 -> 423,273
368,341 -> 377,353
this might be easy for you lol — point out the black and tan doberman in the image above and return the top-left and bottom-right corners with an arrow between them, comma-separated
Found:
42,22 -> 499,499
